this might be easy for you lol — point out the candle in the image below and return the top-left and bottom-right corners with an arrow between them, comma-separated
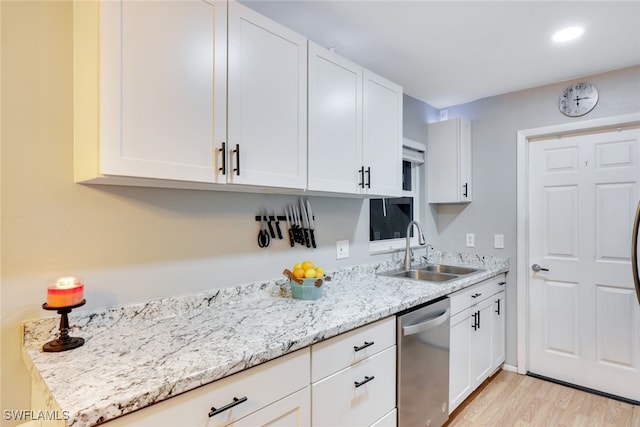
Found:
47,277 -> 84,308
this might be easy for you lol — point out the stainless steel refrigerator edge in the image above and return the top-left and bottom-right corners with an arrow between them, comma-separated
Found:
396,297 -> 450,427
633,200 -> 640,305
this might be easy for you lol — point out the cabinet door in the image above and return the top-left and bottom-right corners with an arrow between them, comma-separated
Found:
427,118 -> 472,203
491,290 -> 506,370
97,0 -> 225,183
362,70 -> 403,197
232,387 -> 310,427
449,308 -> 473,413
472,297 -> 494,386
227,2 -> 307,189
307,42 -> 362,194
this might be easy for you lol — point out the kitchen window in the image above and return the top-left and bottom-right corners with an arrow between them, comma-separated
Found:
369,140 -> 425,253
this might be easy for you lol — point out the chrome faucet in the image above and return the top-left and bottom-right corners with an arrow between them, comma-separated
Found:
404,220 -> 426,270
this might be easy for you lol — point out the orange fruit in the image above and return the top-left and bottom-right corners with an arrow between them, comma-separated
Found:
293,268 -> 305,279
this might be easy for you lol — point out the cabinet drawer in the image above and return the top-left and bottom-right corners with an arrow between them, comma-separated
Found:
311,316 -> 395,382
232,386 -> 310,427
371,409 -> 397,427
449,276 -> 497,315
104,348 -> 310,427
311,346 -> 396,427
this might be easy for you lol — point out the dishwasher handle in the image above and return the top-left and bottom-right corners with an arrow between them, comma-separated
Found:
402,308 -> 450,336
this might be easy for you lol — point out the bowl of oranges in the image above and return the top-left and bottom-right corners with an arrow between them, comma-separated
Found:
283,261 -> 330,300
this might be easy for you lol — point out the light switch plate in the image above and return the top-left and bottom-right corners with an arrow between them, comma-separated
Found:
336,240 -> 349,259
494,234 -> 505,249
466,233 -> 475,248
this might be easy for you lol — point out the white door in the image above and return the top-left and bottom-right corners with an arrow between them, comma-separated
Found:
528,128 -> 640,401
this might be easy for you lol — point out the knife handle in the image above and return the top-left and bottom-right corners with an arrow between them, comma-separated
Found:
275,221 -> 283,240
267,219 -> 275,239
309,229 -> 316,248
288,228 -> 295,247
303,228 -> 311,248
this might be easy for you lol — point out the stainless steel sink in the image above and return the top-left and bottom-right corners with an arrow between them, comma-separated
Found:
380,269 -> 457,282
417,264 -> 479,275
378,264 -> 482,283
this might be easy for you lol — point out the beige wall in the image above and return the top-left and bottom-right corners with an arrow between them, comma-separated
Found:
0,2 -> 393,422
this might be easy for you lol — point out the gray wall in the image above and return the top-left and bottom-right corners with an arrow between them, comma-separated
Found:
432,65 -> 640,366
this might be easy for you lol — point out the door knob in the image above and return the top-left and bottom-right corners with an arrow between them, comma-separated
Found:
531,264 -> 549,272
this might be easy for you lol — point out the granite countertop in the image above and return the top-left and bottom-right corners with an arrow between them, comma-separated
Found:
22,251 -> 509,427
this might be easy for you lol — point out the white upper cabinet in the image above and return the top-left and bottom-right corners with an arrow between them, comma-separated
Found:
74,0 -> 397,196
363,70 -> 403,197
74,0 -> 226,185
227,1 -> 307,189
308,44 -> 403,197
427,118 -> 472,203
307,42 -> 363,194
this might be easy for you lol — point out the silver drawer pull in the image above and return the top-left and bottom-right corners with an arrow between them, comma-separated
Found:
354,341 -> 374,352
354,375 -> 375,388
208,396 -> 247,417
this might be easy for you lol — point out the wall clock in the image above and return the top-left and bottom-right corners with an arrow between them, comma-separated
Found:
558,82 -> 598,117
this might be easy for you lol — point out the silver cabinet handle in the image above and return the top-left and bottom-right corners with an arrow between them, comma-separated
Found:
402,309 -> 449,336
532,264 -> 549,272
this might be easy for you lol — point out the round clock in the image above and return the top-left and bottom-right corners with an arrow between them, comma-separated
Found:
559,82 -> 598,117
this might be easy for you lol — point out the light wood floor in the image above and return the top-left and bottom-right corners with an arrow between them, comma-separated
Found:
444,370 -> 640,427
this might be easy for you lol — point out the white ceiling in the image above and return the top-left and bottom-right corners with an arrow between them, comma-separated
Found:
239,1 -> 640,109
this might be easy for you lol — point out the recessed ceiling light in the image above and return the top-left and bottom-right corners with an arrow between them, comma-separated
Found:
552,26 -> 584,43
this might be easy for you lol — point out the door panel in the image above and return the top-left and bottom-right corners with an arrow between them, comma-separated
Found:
544,280 -> 579,356
544,186 -> 578,258
529,128 -> 640,401
596,285 -> 636,368
595,183 -> 636,261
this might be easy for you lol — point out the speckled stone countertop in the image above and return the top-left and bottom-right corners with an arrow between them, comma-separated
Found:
22,251 -> 508,427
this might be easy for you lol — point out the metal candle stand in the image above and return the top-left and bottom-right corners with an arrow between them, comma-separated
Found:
41,299 -> 86,352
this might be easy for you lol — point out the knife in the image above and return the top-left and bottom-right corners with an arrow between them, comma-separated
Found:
293,204 -> 304,245
290,205 -> 300,244
299,199 -> 311,248
273,211 -> 283,240
306,199 -> 317,248
285,207 -> 295,247
266,210 -> 275,239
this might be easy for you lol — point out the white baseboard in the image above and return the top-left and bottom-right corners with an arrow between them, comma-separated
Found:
500,363 -> 518,373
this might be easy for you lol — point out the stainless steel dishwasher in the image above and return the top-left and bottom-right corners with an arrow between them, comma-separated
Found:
397,297 -> 450,427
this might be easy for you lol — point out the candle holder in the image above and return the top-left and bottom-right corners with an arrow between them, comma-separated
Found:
41,299 -> 86,352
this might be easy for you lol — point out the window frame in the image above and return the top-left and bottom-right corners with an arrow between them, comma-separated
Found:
369,139 -> 425,254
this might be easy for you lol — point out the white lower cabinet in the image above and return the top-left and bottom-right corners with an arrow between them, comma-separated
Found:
448,274 -> 506,413
311,347 -> 396,427
103,349 -> 310,427
102,318 -> 397,427
232,387 -> 310,427
311,316 -> 397,427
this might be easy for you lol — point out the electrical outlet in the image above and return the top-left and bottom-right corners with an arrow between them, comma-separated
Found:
466,233 -> 475,248
494,234 -> 504,249
336,240 -> 349,259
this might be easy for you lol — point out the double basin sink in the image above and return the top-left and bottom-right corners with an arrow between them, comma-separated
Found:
378,264 -> 482,283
